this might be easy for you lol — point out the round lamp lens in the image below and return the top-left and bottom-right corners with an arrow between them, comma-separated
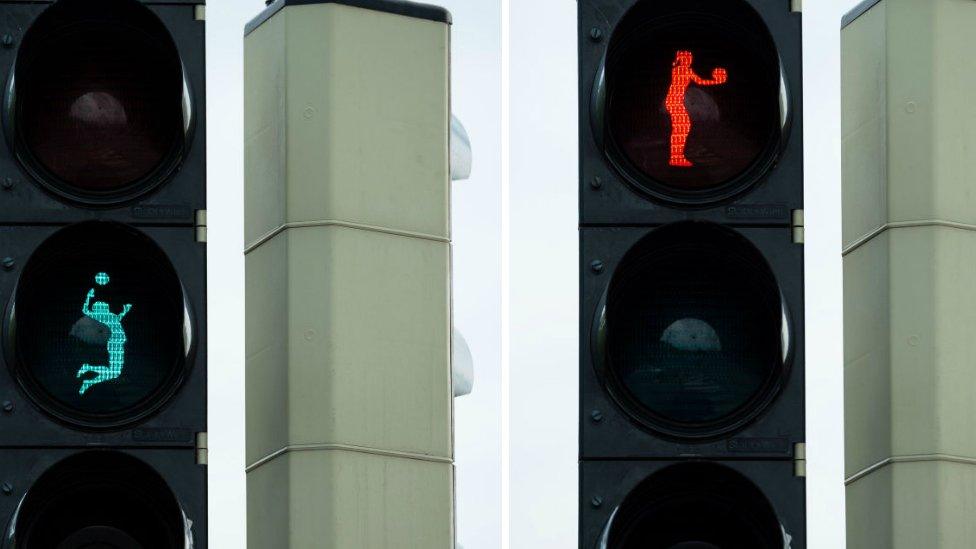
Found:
605,224 -> 785,436
11,223 -> 189,427
604,0 -> 783,199
608,464 -> 783,548
14,452 -> 185,549
15,0 -> 185,197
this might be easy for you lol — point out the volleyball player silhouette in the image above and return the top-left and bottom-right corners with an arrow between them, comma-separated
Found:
665,50 -> 728,168
76,272 -> 132,395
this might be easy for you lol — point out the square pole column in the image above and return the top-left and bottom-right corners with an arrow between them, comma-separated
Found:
244,2 -> 454,546
843,1 -> 976,546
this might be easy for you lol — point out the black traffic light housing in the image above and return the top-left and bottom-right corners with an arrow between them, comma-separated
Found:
0,0 -> 205,223
579,0 -> 804,547
579,0 -> 802,225
580,460 -> 804,547
0,1 -> 207,547
0,224 -> 206,447
0,449 -> 205,547
581,224 -> 804,459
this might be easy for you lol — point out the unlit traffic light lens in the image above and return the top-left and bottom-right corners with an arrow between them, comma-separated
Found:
11,223 -> 190,428
12,452 -> 185,548
603,223 -> 786,438
603,0 -> 783,202
14,0 -> 186,199
606,463 -> 783,548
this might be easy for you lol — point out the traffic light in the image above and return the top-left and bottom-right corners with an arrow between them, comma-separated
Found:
0,0 -> 207,546
579,0 -> 805,546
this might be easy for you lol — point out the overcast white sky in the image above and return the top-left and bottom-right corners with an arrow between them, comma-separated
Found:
208,0 -> 864,547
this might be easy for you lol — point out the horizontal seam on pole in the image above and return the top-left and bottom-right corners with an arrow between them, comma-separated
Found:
244,220 -> 450,254
245,443 -> 453,473
845,454 -> 976,485
842,220 -> 976,256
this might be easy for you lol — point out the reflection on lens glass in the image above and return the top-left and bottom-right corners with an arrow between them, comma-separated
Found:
608,463 -> 782,548
13,223 -> 187,425
605,223 -> 783,432
17,0 -> 184,194
604,0 -> 782,196
14,452 -> 184,548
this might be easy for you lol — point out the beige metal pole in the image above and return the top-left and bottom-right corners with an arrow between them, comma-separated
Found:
244,2 -> 454,546
843,0 -> 976,546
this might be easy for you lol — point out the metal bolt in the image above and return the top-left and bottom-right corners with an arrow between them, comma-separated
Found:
589,27 -> 603,42
1,483 -> 11,496
590,410 -> 603,423
1,177 -> 13,190
590,495 -> 603,508
1,401 -> 11,413
1,257 -> 13,271
590,176 -> 603,189
590,260 -> 604,274
1,35 -> 13,49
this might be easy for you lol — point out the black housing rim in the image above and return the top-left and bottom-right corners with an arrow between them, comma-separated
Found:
8,451 -> 188,548
593,0 -> 789,206
4,223 -> 195,431
3,0 -> 193,206
605,462 -> 784,548
593,223 -> 792,441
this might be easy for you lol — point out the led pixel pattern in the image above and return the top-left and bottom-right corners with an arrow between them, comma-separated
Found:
665,50 -> 728,168
77,272 -> 132,395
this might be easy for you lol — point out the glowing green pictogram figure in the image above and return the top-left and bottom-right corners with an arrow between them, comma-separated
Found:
76,272 -> 132,395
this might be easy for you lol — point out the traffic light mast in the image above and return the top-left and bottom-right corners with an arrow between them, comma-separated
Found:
244,1 -> 454,546
578,0 -> 805,546
843,0 -> 976,545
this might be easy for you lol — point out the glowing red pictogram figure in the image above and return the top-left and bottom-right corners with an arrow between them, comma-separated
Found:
665,50 -> 728,168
